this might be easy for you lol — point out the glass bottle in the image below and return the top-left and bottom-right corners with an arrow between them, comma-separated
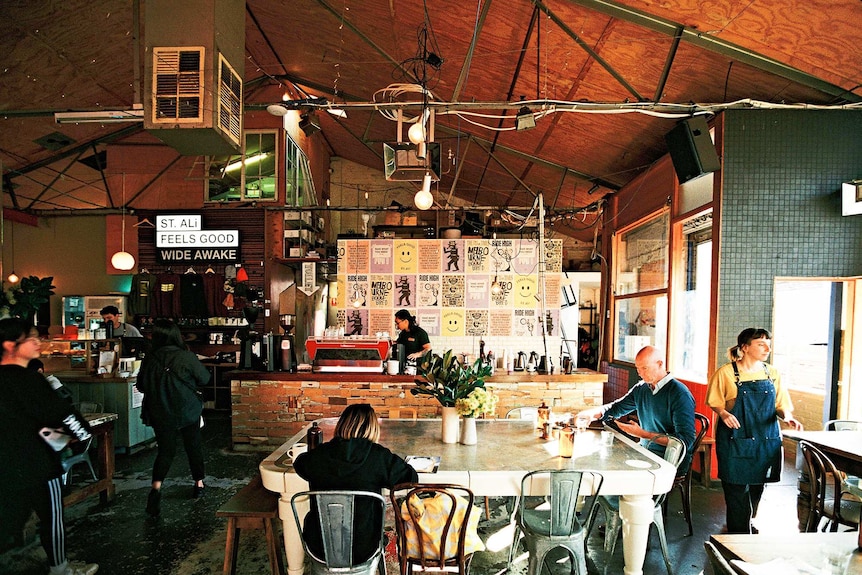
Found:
306,421 -> 323,449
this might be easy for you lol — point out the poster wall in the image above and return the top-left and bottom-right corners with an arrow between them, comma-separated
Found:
336,238 -> 562,337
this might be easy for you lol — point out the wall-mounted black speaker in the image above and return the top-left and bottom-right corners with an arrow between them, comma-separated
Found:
665,116 -> 721,184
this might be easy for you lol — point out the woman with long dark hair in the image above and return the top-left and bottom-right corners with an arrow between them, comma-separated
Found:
394,309 -> 431,361
136,319 -> 211,517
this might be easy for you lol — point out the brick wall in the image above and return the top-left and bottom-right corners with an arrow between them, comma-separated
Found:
230,374 -> 605,451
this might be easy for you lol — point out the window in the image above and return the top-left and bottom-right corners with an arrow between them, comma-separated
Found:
670,211 -> 712,381
206,131 -> 277,202
613,211 -> 669,362
285,134 -> 317,207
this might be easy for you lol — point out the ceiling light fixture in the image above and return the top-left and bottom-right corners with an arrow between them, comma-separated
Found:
110,174 -> 136,271
414,173 -> 434,210
54,109 -> 144,124
516,106 -> 536,131
326,108 -> 347,119
6,218 -> 17,284
225,152 -> 268,172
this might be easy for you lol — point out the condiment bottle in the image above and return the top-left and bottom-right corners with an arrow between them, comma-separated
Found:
537,401 -> 550,432
559,425 -> 575,458
306,421 -> 323,449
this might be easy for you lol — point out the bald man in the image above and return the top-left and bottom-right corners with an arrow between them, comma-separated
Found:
578,345 -> 696,471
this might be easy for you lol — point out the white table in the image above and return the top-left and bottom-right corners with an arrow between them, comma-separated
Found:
260,418 -> 676,575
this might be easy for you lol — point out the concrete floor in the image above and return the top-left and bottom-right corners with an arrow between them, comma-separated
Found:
0,412 -> 804,575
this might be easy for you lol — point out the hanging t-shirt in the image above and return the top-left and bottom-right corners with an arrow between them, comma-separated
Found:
153,271 -> 182,318
202,271 -> 228,317
180,273 -> 208,317
128,271 -> 157,317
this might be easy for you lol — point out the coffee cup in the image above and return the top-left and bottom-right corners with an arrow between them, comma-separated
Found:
387,360 -> 400,375
288,442 -> 307,462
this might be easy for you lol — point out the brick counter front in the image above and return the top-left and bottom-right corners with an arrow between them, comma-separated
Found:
229,370 -> 607,451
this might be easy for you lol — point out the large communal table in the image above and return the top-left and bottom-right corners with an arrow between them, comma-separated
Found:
260,418 -> 676,575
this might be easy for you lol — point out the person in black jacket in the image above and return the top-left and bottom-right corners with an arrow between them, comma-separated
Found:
136,319 -> 211,517
0,318 -> 98,575
293,404 -> 418,562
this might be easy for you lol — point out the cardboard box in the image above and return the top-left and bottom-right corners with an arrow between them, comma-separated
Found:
284,210 -> 312,225
402,214 -> 418,226
383,211 -> 402,225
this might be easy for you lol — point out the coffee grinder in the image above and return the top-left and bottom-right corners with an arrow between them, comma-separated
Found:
238,305 -> 264,370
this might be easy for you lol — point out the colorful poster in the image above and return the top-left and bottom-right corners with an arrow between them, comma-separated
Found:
392,274 -> 416,308
370,240 -> 393,273
417,309 -> 440,337
418,240 -> 442,273
369,308 -> 394,337
489,310 -> 513,337
417,274 -> 441,307
440,309 -> 465,337
490,273 -> 514,308
341,240 -> 370,274
393,239 -> 419,274
346,274 -> 369,308
465,239 -> 490,273
369,274 -> 393,308
441,239 -> 464,273
511,241 -> 539,275
514,274 -> 539,308
513,309 -> 538,338
465,309 -> 489,337
466,276 -> 490,308
544,239 -> 563,272
345,308 -> 368,335
542,309 -> 561,337
441,274 -> 466,307
489,239 -> 515,272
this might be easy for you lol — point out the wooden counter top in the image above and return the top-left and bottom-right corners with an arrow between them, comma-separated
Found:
228,369 -> 606,384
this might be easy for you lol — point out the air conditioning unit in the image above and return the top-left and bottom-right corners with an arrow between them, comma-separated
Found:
383,142 -> 441,181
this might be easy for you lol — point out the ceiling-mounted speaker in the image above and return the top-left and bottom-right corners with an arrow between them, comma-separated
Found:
665,116 -> 720,184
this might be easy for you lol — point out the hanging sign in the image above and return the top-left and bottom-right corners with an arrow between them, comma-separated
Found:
299,261 -> 319,295
154,214 -> 240,263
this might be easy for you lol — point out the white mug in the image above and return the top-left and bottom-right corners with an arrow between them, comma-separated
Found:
288,442 -> 307,462
387,360 -> 400,375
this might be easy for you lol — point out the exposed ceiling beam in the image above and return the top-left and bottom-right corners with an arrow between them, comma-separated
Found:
567,0 -> 862,103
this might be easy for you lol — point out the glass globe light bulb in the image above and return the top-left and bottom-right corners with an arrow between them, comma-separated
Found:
408,121 -> 426,144
111,250 -> 136,271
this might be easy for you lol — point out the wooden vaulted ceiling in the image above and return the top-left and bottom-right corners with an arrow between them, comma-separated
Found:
0,0 -> 860,242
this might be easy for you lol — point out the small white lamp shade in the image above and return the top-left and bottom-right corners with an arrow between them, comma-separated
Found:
7,271 -> 19,284
414,174 -> 434,210
111,250 -> 136,271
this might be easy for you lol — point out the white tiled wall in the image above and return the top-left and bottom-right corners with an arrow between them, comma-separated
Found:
432,335 -> 563,368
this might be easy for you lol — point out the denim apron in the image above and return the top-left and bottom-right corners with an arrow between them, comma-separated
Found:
715,362 -> 783,484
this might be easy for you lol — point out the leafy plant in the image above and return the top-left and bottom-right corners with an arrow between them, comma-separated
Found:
0,276 -> 55,322
411,349 -> 493,408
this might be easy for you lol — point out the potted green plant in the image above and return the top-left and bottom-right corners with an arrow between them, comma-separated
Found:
412,350 -> 493,443
0,276 -> 55,323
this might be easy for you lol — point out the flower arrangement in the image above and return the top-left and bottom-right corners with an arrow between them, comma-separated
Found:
455,387 -> 498,418
411,349 -> 493,407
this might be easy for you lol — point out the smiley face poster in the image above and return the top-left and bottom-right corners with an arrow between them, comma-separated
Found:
393,239 -> 418,274
441,309 -> 465,337
514,274 -> 538,308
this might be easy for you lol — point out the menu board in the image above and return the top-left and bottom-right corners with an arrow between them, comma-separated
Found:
336,238 -> 562,336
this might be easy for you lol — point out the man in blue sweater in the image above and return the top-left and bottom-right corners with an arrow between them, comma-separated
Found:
578,345 -> 696,471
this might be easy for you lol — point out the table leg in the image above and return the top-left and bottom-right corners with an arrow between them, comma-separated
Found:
619,494 -> 654,575
99,422 -> 116,504
278,495 -> 308,575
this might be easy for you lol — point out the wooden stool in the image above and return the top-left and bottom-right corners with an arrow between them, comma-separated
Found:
696,437 -> 715,487
216,475 -> 285,575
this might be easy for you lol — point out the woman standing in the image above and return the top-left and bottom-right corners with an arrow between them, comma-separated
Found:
0,318 -> 98,575
136,319 -> 211,517
707,327 -> 802,534
394,309 -> 431,361
293,404 -> 417,562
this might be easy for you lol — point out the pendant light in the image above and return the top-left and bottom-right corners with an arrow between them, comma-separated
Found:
414,172 -> 434,210
111,174 -> 136,271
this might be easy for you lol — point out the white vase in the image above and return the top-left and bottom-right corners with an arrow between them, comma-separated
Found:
460,416 -> 477,445
441,406 -> 459,443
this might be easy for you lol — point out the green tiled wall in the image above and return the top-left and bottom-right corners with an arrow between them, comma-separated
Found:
717,110 -> 862,364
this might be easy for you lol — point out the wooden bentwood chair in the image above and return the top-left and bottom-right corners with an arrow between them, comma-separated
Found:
798,440 -> 861,532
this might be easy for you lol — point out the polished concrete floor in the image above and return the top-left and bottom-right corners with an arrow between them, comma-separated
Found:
0,412 -> 805,575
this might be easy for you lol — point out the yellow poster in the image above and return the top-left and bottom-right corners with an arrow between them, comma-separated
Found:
393,239 -> 419,274
440,309 -> 465,337
514,274 -> 538,308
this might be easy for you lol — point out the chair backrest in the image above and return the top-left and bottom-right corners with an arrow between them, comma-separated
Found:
75,402 -> 102,414
693,412 -> 711,453
703,541 -> 737,575
389,483 -> 481,575
798,439 -> 849,528
506,407 -> 538,422
824,419 -> 861,431
518,469 -> 603,537
388,407 -> 418,420
648,435 -> 686,506
291,490 -> 386,570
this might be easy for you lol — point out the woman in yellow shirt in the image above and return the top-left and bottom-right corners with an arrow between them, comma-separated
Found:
706,327 -> 802,534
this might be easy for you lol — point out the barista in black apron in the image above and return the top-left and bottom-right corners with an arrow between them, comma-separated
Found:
707,328 -> 802,534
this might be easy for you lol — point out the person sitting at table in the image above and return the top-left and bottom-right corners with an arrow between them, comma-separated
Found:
293,404 -> 418,562
707,327 -> 802,534
576,345 -> 696,471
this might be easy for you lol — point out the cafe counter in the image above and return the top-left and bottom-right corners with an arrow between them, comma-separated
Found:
230,369 -> 607,451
